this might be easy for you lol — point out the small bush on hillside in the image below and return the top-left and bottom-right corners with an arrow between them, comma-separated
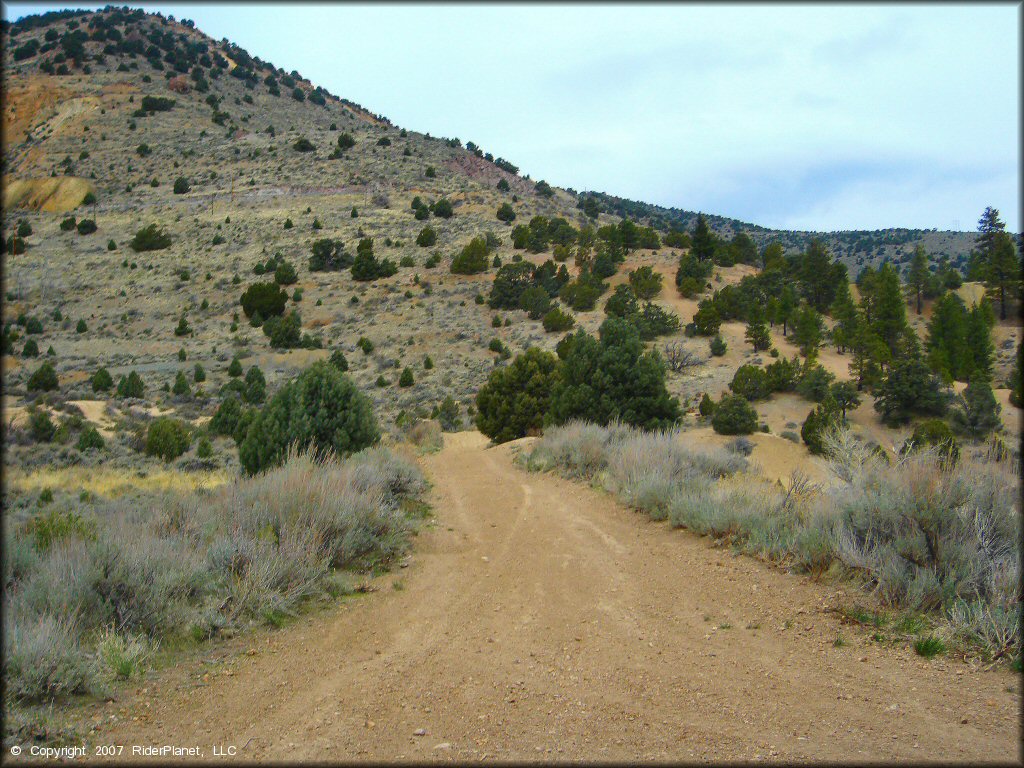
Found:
27,362 -> 59,392
76,219 -> 97,235
130,223 -> 171,252
542,306 -> 575,333
238,362 -> 379,475
730,365 -> 770,401
145,417 -> 191,462
711,395 -> 757,435
91,366 -> 112,391
172,177 -> 190,194
450,237 -> 490,274
240,282 -> 288,320
475,348 -> 560,443
416,226 -> 437,247
116,371 -> 145,399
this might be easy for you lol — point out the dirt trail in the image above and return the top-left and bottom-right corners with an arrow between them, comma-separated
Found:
94,432 -> 1019,762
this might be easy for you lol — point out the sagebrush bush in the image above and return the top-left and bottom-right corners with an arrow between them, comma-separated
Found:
3,448 -> 424,704
526,423 -> 1021,660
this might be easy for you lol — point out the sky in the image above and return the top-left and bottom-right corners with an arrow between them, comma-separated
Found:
3,2 -> 1020,233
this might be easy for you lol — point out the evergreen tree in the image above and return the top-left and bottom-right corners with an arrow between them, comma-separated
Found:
548,318 -> 681,430
744,302 -> 771,352
906,244 -> 929,315
798,238 -> 841,312
856,265 -> 879,324
850,325 -> 890,392
874,351 -> 946,426
792,304 -> 823,357
964,299 -> 995,381
691,214 -> 715,262
870,263 -> 908,356
925,293 -> 968,383
969,206 -> 1006,280
984,230 -> 1019,321
775,285 -> 798,336
830,281 -> 859,354
951,375 -> 1001,439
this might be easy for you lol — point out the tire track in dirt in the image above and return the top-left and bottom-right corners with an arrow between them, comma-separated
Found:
93,431 -> 1020,763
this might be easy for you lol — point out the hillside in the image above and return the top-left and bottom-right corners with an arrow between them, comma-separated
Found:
2,7 -> 1021,758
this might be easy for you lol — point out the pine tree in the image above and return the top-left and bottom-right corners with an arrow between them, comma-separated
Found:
776,285 -> 798,336
744,303 -> 771,352
925,292 -> 967,383
792,304 -> 823,357
906,245 -> 929,315
870,263 -> 908,357
850,325 -> 890,391
830,281 -> 859,354
691,214 -> 715,262
799,238 -> 841,312
969,206 -> 1006,280
951,375 -> 1001,439
984,231 -> 1019,321
964,299 -> 995,381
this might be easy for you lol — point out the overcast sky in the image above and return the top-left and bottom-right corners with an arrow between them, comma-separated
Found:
3,2 -> 1020,232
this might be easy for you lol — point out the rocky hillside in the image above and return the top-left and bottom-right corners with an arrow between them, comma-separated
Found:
1,7 -> 1015,460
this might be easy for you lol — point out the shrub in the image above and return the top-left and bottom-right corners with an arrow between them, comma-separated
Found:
436,396 -> 462,432
243,368 -> 266,405
309,239 -> 351,272
60,217 -> 77,232
240,281 -> 288,320
174,317 -> 191,337
22,338 -> 39,357
729,365 -> 770,401
874,356 -> 946,426
29,408 -> 56,442
91,368 -> 113,393
475,348 -> 560,444
210,395 -> 243,437
130,223 -> 171,252
145,417 -> 191,462
116,371 -> 145,398
76,219 -> 97,235
263,310 -> 303,349
274,260 -> 298,286
227,357 -> 243,378
902,419 -> 960,465
711,395 -> 757,435
172,177 -> 190,194
542,306 -> 575,333
432,198 -> 453,218
496,203 -> 516,223
698,392 -> 716,418
238,362 -> 379,475
548,318 -> 681,430
76,427 -> 104,452
709,336 -> 727,357
329,350 -> 349,372
450,237 -> 489,274
196,436 -> 213,459
692,300 -> 721,336
801,399 -> 841,455
293,137 -> 315,152
416,226 -> 437,247
172,371 -> 191,398
27,362 -> 59,392
398,367 -> 414,387
796,364 -> 835,403
628,266 -> 662,300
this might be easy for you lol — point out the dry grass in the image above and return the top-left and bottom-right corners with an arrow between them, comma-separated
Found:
4,465 -> 232,499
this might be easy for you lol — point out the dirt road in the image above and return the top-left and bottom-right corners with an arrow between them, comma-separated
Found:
94,431 -> 1020,762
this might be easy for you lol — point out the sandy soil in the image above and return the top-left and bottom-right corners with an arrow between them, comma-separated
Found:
87,431 -> 1020,763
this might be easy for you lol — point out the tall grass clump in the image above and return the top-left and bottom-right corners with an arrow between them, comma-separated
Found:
526,422 -> 1021,660
3,447 -> 425,706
